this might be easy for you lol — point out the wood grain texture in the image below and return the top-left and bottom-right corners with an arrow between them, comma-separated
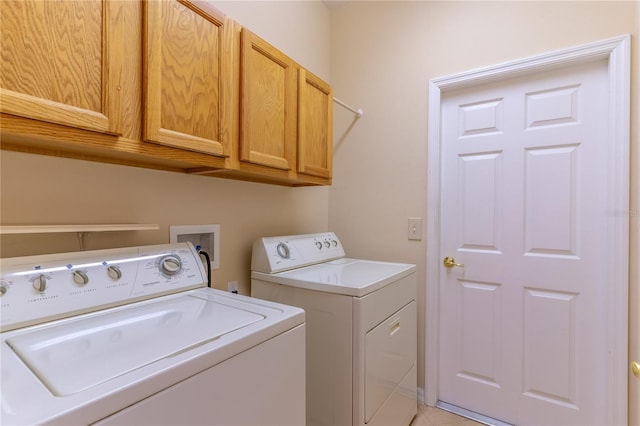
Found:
0,0 -> 101,110
0,1 -> 330,187
144,0 -> 230,156
240,28 -> 296,170
298,68 -> 332,178
105,0 -> 126,135
1,113 -> 228,170
119,0 -> 143,141
0,0 -> 121,134
160,1 -> 219,139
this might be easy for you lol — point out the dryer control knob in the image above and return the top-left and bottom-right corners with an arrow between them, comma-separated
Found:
107,265 -> 122,280
160,255 -> 182,276
73,270 -> 89,285
276,242 -> 290,259
0,281 -> 8,296
315,241 -> 323,250
33,274 -> 48,292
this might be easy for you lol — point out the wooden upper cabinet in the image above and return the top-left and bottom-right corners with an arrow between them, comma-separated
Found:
240,29 -> 297,171
298,68 -> 333,179
144,0 -> 233,157
0,0 -> 124,134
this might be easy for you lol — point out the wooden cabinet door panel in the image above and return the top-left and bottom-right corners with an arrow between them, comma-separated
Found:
144,0 -> 232,156
0,0 -> 123,134
298,68 -> 332,178
240,29 -> 296,170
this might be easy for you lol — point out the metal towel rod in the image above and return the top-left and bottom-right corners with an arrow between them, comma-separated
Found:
333,97 -> 363,118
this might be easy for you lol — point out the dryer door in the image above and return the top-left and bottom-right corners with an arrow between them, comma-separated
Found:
365,301 -> 416,422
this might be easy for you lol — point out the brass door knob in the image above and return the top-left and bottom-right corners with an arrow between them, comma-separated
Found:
632,361 -> 640,378
443,256 -> 464,268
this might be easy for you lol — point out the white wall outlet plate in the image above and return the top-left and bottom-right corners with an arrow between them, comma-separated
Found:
227,281 -> 239,293
170,224 -> 220,269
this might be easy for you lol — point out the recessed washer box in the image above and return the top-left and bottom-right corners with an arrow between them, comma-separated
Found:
170,224 -> 220,269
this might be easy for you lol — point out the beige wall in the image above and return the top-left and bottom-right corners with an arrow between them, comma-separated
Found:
213,0 -> 331,81
1,0 -> 638,421
0,151 -> 330,294
0,1 -> 332,296
328,0 -> 639,420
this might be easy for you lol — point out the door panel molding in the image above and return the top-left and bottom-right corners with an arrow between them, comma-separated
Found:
425,35 -> 630,425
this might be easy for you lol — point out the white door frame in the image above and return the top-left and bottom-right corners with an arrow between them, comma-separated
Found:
425,35 -> 630,424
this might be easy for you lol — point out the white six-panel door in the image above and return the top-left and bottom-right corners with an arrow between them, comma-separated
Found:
438,58 -> 613,425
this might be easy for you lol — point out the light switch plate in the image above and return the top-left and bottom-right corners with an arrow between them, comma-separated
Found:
408,217 -> 422,241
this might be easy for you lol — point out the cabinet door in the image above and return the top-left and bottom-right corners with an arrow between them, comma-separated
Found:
240,29 -> 296,170
0,0 -> 123,134
144,0 -> 233,156
298,68 -> 333,179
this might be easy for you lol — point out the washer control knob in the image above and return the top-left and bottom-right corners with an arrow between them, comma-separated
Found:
73,270 -> 89,285
0,281 -> 8,296
160,255 -> 182,276
324,240 -> 330,248
107,265 -> 122,280
315,241 -> 322,250
276,242 -> 290,259
33,274 -> 48,292
331,239 -> 338,247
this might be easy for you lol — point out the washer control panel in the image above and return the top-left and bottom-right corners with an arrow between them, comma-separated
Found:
251,232 -> 345,273
0,242 -> 206,332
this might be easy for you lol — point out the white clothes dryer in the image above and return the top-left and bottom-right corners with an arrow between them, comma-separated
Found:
251,232 -> 417,426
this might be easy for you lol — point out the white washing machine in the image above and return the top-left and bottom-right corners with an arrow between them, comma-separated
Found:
1,242 -> 305,425
251,232 -> 417,426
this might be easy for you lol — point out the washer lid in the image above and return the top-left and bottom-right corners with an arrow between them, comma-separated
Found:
253,258 -> 416,297
6,294 -> 264,396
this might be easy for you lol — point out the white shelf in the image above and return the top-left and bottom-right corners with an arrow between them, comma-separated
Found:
0,224 -> 160,235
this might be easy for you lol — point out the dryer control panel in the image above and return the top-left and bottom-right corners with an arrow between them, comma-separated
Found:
251,232 -> 346,274
0,243 -> 207,332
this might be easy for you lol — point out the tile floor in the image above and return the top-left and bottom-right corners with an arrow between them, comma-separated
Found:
411,405 -> 483,426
